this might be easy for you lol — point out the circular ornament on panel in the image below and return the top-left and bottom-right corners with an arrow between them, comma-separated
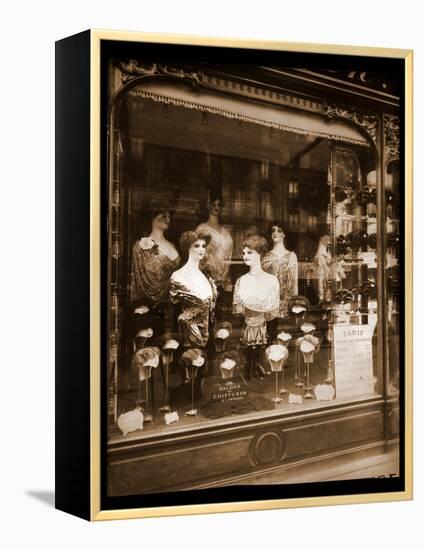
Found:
250,431 -> 287,466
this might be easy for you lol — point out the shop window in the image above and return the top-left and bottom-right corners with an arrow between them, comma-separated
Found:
308,215 -> 318,231
107,85 -> 382,443
288,179 -> 299,198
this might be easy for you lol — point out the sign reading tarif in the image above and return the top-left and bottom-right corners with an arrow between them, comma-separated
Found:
333,324 -> 376,399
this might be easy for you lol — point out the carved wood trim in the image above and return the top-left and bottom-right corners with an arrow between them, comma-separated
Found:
383,114 -> 400,165
323,103 -> 378,147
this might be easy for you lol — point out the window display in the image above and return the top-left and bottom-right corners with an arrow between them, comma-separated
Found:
108,82 -> 386,438
100,51 -> 407,502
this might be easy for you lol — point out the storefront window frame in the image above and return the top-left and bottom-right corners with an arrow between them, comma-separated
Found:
106,69 -> 394,440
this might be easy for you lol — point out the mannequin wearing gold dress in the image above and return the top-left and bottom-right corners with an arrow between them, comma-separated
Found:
170,231 -> 217,349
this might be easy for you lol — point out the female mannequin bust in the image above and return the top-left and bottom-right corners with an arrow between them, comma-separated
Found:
170,231 -> 217,349
196,194 -> 233,288
130,209 -> 180,307
315,234 -> 346,302
233,235 -> 280,347
262,223 -> 298,318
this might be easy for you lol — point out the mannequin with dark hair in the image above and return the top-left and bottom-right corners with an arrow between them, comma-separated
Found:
262,222 -> 298,318
130,208 -> 180,306
196,190 -> 233,288
170,231 -> 217,349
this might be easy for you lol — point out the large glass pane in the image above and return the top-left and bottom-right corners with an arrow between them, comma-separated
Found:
107,87 -> 381,441
329,147 -> 381,399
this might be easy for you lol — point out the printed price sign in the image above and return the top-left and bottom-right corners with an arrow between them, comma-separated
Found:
334,324 -> 376,399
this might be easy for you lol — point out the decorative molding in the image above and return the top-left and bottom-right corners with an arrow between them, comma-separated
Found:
383,114 -> 400,165
323,103 -> 378,146
250,431 -> 287,466
115,59 -> 201,86
200,73 -> 325,115
114,60 -> 326,115
113,61 -> 376,148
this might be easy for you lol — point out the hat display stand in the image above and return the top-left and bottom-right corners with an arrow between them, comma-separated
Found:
132,347 -> 161,423
139,365 -> 153,422
159,349 -> 172,413
158,340 -> 180,413
288,297 -> 310,390
180,349 -> 205,417
185,364 -> 200,417
280,363 -> 288,396
212,323 -> 232,377
273,370 -> 282,403
276,332 -> 292,395
219,359 -> 237,385
132,330 -> 152,413
266,345 -> 289,404
299,334 -> 319,400
303,356 -> 314,400
292,311 -> 306,389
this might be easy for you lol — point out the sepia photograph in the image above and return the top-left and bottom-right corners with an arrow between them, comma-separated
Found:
103,39 -> 407,505
50,18 -> 416,521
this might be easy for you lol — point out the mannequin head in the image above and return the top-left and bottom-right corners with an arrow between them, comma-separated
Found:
190,239 -> 207,262
319,234 -> 331,248
269,222 -> 286,245
208,198 -> 223,217
139,203 -> 171,237
179,230 -> 211,263
151,210 -> 171,233
206,187 -> 224,219
242,235 -> 268,268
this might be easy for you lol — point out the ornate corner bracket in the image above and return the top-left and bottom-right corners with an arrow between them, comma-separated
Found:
383,114 -> 400,165
323,103 -> 378,147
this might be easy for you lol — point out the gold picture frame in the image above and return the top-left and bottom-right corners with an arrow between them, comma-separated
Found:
55,29 -> 413,521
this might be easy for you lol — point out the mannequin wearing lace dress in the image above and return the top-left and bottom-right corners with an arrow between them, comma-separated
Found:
262,224 -> 298,318
196,196 -> 233,288
233,235 -> 279,378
